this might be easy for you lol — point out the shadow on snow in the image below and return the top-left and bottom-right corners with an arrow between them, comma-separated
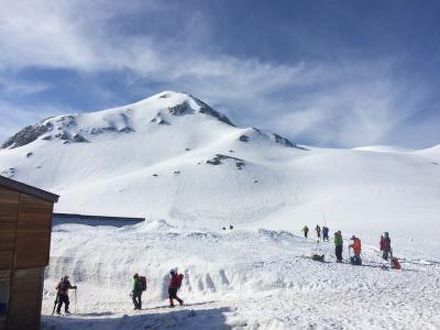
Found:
42,306 -> 231,330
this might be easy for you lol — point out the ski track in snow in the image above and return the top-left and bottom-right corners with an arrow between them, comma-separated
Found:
41,223 -> 440,330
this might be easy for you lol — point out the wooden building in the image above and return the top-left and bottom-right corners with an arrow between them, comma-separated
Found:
0,176 -> 58,330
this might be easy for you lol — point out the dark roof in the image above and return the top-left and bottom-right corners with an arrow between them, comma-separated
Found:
0,175 -> 59,203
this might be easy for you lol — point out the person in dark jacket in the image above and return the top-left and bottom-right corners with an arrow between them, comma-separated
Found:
168,270 -> 184,307
380,232 -> 392,260
55,275 -> 77,314
315,225 -> 321,239
322,226 -> 329,241
302,225 -> 309,238
132,273 -> 142,310
334,231 -> 343,262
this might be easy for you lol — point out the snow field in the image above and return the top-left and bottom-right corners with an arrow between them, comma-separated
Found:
41,221 -> 440,329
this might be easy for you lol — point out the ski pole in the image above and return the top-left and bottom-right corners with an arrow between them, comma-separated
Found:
74,288 -> 78,313
52,294 -> 58,315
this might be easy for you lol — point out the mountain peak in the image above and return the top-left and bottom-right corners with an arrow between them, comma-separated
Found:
137,90 -> 235,127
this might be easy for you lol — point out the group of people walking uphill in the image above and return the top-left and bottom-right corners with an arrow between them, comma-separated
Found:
54,269 -> 185,315
131,269 -> 184,310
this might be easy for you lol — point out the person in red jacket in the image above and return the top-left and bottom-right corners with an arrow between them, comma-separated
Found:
380,232 -> 392,260
168,270 -> 184,307
349,235 -> 362,265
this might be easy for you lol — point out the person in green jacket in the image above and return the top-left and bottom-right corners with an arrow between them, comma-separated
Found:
334,231 -> 343,262
132,273 -> 142,310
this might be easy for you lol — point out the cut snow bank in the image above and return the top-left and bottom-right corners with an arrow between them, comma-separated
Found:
42,221 -> 440,329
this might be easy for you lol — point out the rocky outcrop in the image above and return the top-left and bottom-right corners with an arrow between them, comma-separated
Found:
167,102 -> 192,116
150,113 -> 170,125
273,133 -> 295,148
206,154 -> 245,170
191,96 -> 235,127
1,122 -> 54,149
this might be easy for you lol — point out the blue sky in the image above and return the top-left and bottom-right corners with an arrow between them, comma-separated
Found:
0,0 -> 439,148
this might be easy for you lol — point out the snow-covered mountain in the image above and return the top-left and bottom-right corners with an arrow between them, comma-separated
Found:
0,91 -> 438,237
0,91 -> 307,222
2,91 -> 440,329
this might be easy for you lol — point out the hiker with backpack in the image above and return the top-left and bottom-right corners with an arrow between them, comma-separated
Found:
302,225 -> 309,238
334,230 -> 343,262
132,273 -> 146,310
380,232 -> 392,260
349,235 -> 362,265
168,270 -> 184,308
315,225 -> 321,239
322,226 -> 329,241
55,275 -> 77,315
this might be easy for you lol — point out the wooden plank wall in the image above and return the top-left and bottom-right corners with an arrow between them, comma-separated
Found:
7,268 -> 44,330
0,187 -> 18,330
15,194 -> 53,269
0,187 -> 19,271
0,185 -> 55,330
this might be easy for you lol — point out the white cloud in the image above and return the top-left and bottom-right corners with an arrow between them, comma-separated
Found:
0,0 -> 433,147
0,76 -> 50,95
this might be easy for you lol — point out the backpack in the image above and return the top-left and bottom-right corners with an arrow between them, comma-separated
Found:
139,276 -> 147,291
350,255 -> 362,266
56,280 -> 69,293
311,254 -> 325,262
176,274 -> 184,288
391,258 -> 401,270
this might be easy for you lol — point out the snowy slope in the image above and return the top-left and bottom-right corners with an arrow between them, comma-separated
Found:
1,91 -> 439,252
41,223 -> 440,329
1,91 -> 440,329
0,91 -> 304,221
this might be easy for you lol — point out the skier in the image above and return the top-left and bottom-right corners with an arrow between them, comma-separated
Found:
168,270 -> 184,307
132,273 -> 143,310
322,226 -> 329,242
349,235 -> 362,265
380,232 -> 392,260
334,230 -> 343,262
315,225 -> 321,239
302,225 -> 309,238
55,275 -> 77,315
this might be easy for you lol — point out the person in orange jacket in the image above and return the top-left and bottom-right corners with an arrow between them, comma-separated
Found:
349,235 -> 362,265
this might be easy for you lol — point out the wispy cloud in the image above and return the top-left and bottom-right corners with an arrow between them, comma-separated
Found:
0,0 -> 436,147
0,76 -> 50,95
